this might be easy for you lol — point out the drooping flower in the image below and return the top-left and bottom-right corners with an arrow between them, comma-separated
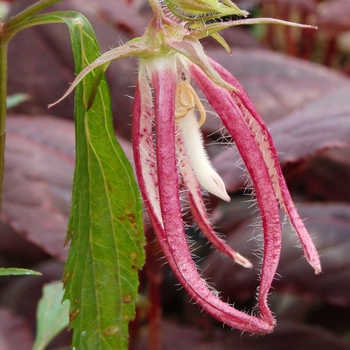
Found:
51,0 -> 321,333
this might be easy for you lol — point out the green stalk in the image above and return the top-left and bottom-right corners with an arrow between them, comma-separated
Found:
0,0 -> 62,212
5,16 -> 64,37
147,0 -> 164,18
0,26 -> 9,213
3,0 -> 61,29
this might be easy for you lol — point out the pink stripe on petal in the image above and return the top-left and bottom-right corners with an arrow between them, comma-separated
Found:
150,65 -> 274,333
132,80 -> 177,276
190,63 -> 282,325
209,58 -> 321,274
132,65 -> 162,224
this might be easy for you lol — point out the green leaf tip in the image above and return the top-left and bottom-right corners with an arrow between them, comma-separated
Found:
0,267 -> 41,276
33,281 -> 69,350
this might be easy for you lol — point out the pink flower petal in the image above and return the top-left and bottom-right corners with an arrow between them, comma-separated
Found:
209,58 -> 321,274
190,63 -> 282,325
150,63 -> 275,333
133,60 -> 275,333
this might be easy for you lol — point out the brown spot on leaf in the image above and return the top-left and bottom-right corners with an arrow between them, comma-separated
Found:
124,209 -> 135,222
69,309 -> 79,322
123,294 -> 132,303
104,326 -> 120,336
62,272 -> 72,286
130,252 -> 138,265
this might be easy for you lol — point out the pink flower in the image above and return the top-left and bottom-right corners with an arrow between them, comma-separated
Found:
51,3 -> 320,333
131,46 -> 320,332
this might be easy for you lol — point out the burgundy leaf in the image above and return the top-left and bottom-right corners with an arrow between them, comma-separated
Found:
2,115 -> 133,261
134,320 -> 350,350
271,85 -> 350,163
72,0 -> 151,36
201,203 -> 350,306
288,147 -> 350,202
276,203 -> 350,306
7,0 -> 139,138
0,308 -> 33,350
213,84 -> 350,192
230,322 -> 350,350
203,49 -> 350,132
0,221 -> 48,266
7,24 -> 75,121
2,116 -> 75,261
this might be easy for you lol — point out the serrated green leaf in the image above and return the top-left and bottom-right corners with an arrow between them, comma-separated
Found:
0,267 -> 41,276
34,12 -> 145,350
33,281 -> 69,350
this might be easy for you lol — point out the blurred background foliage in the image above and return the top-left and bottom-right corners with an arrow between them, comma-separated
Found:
1,0 -> 350,349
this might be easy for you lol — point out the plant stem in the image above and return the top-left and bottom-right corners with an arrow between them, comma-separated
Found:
4,0 -> 61,29
5,15 -> 64,37
0,1 -> 64,213
147,0 -> 164,18
0,28 -> 8,213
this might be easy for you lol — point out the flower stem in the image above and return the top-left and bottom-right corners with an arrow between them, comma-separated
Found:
0,0 -> 64,213
3,0 -> 61,29
0,29 -> 8,213
147,0 -> 164,18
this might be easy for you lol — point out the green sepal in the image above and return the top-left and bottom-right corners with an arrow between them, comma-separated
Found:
164,0 -> 248,21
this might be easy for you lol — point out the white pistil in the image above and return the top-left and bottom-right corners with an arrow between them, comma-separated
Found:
177,110 -> 231,202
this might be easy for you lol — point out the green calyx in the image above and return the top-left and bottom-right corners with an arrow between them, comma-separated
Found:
162,0 -> 249,52
164,0 -> 248,21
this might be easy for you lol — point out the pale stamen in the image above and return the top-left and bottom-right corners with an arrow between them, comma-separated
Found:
177,108 -> 230,202
175,74 -> 230,202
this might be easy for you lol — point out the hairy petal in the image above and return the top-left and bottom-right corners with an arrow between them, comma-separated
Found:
209,58 -> 321,274
50,39 -> 147,108
169,37 -> 235,91
145,61 -> 274,333
133,63 -> 162,223
190,63 -> 282,325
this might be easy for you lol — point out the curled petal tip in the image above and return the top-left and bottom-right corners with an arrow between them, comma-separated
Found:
177,110 -> 231,202
233,253 -> 253,269
307,247 -> 321,274
312,260 -> 322,275
208,170 -> 231,202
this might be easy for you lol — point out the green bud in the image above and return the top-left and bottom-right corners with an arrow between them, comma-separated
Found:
164,0 -> 248,21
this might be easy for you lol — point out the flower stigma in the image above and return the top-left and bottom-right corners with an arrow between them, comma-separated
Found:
175,69 -> 231,202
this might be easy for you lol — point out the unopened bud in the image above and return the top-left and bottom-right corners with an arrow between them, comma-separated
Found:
164,0 -> 249,21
